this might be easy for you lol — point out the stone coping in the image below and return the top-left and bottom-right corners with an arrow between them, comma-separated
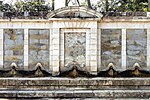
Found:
1,18 -> 150,22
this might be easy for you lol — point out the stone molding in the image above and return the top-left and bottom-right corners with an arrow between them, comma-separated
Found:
48,6 -> 103,19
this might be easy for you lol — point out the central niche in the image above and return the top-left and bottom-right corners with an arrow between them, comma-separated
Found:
64,32 -> 86,67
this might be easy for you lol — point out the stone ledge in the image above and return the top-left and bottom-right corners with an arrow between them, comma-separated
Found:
0,78 -> 149,88
0,90 -> 149,98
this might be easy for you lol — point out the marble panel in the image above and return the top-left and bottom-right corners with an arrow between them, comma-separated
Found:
28,29 -> 49,70
101,29 -> 122,70
4,29 -> 24,69
126,29 -> 147,68
64,32 -> 86,67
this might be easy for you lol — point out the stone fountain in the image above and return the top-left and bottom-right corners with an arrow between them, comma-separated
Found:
0,6 -> 149,99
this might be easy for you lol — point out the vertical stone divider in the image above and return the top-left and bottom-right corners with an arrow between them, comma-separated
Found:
49,28 -> 52,71
90,27 -> 98,75
24,29 -> 28,70
147,29 -> 150,69
122,29 -> 126,70
60,29 -> 64,70
98,28 -> 101,71
52,28 -> 60,76
86,30 -> 90,72
0,29 -> 3,69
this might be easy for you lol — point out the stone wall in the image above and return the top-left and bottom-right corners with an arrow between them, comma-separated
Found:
0,17 -> 150,74
1,25 -> 149,72
4,29 -> 24,69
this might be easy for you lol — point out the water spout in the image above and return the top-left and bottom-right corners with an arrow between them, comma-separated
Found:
35,63 -> 44,70
10,62 -> 18,76
107,63 -> 115,76
108,63 -> 115,69
133,63 -> 141,69
132,63 -> 141,76
10,62 -> 18,69
35,63 -> 44,77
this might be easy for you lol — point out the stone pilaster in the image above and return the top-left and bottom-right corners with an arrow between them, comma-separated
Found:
147,29 -> 150,69
86,30 -> 90,72
89,28 -> 98,75
52,28 -> 60,76
98,29 -> 101,71
60,29 -> 65,69
122,29 -> 126,70
24,28 -> 28,70
0,29 -> 3,69
49,28 -> 52,71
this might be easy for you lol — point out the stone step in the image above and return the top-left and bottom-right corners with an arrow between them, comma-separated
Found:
0,78 -> 150,90
0,90 -> 150,98
0,78 -> 150,98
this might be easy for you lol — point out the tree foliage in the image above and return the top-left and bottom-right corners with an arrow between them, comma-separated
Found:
0,1 -> 4,11
0,0 -> 51,12
86,0 -> 92,9
63,0 -> 148,12
93,0 -> 148,13
0,0 -> 149,13
120,0 -> 148,12
14,1 -> 51,12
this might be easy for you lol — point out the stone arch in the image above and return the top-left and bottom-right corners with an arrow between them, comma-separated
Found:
48,6 -> 103,19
